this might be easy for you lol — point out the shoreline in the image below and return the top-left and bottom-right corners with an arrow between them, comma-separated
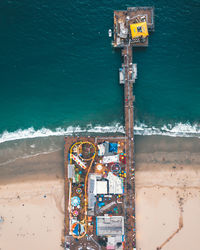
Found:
0,121 -> 200,145
0,135 -> 199,185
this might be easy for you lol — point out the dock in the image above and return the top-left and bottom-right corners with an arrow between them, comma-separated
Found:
63,6 -> 154,250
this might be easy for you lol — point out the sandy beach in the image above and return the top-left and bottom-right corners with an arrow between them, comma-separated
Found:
0,180 -> 64,250
135,164 -> 200,250
135,136 -> 200,250
0,149 -> 65,250
0,135 -> 200,250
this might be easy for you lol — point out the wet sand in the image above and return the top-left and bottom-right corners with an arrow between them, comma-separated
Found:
0,135 -> 200,250
0,150 -> 64,185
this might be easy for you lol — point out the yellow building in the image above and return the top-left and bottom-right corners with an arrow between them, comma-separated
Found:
130,22 -> 149,39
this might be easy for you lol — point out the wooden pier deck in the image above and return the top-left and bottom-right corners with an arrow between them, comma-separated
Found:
122,45 -> 136,249
113,6 -> 154,48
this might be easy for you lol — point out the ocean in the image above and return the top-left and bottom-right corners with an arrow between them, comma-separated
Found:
0,0 -> 200,145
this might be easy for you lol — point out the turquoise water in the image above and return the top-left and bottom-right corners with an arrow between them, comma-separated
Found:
0,0 -> 200,141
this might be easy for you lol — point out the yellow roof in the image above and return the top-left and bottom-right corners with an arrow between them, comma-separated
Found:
130,22 -> 149,39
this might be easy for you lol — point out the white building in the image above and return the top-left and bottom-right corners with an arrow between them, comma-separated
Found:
107,172 -> 123,194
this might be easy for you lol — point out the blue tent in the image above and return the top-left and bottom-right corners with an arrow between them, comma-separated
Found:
109,143 -> 118,153
73,224 -> 80,236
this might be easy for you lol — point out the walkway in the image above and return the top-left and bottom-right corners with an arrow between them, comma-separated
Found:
122,45 -> 136,249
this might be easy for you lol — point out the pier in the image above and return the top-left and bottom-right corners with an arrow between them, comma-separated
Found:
114,6 -> 154,249
63,6 -> 154,250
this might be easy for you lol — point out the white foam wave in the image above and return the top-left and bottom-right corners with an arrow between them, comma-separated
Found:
0,124 -> 125,144
0,122 -> 199,144
134,122 -> 200,137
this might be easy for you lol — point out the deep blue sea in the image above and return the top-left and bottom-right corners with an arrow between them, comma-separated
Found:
0,0 -> 200,143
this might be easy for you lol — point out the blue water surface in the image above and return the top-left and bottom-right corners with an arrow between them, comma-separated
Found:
0,0 -> 199,134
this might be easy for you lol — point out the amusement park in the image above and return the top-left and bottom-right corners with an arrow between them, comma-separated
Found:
64,137 -> 128,249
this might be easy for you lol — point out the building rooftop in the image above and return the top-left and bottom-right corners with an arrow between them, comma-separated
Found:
96,180 -> 108,194
68,164 -> 75,179
107,172 -> 123,194
130,21 -> 149,39
96,216 -> 124,236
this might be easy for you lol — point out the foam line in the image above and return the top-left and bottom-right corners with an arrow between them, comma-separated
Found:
0,124 -> 124,144
0,122 -> 199,144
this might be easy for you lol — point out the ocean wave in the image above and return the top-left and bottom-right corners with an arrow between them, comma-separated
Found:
0,122 -> 200,144
0,124 -> 125,144
134,122 -> 200,137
